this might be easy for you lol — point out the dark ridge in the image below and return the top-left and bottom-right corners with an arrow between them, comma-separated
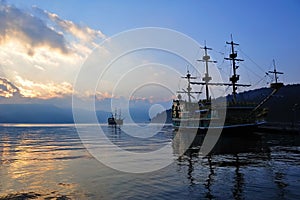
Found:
0,104 -> 111,123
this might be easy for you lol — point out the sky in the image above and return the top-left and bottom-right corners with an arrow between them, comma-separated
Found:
0,0 -> 299,109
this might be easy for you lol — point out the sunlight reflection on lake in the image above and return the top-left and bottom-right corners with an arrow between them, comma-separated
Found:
0,125 -> 300,199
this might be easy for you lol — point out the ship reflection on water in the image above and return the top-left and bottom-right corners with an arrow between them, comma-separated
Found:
173,130 -> 300,199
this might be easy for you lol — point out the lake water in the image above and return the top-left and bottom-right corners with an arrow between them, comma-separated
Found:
0,124 -> 300,199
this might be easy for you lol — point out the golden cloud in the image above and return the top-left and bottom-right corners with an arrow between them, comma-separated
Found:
15,76 -> 73,99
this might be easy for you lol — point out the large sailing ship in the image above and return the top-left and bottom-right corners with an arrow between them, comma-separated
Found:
172,37 -> 283,135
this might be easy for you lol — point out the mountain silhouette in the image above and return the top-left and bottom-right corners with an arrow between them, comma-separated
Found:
0,104 -> 111,123
152,84 -> 300,124
0,84 -> 299,124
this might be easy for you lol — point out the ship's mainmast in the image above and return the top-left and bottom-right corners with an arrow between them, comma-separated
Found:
225,35 -> 245,103
198,43 -> 217,102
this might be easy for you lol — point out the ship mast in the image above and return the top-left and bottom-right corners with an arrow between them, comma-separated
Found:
114,108 -> 117,118
225,35 -> 244,103
251,60 -> 284,113
118,109 -> 122,120
197,42 -> 217,102
191,36 -> 250,103
268,59 -> 283,85
190,37 -> 250,102
177,70 -> 199,103
177,68 -> 202,111
186,70 -> 193,103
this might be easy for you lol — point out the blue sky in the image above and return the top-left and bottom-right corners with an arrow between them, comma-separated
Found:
0,0 -> 299,104
10,0 -> 300,49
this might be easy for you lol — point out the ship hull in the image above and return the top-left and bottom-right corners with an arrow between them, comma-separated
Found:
108,117 -> 123,125
173,121 -> 264,136
108,117 -> 116,125
172,125 -> 264,156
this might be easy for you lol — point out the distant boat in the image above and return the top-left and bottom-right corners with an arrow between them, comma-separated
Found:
172,37 -> 284,135
108,109 -> 123,126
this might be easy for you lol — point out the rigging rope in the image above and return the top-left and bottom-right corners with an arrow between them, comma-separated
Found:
192,47 -> 202,78
252,74 -> 269,88
238,46 -> 266,74
236,46 -> 273,88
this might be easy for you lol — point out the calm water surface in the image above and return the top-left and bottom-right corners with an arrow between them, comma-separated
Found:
0,124 -> 299,199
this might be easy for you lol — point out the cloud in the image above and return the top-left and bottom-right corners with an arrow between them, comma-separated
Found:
0,2 -> 175,105
0,2 -> 107,99
0,3 -> 69,55
33,6 -> 105,56
14,75 -> 73,99
0,77 -> 21,98
42,9 -> 105,42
